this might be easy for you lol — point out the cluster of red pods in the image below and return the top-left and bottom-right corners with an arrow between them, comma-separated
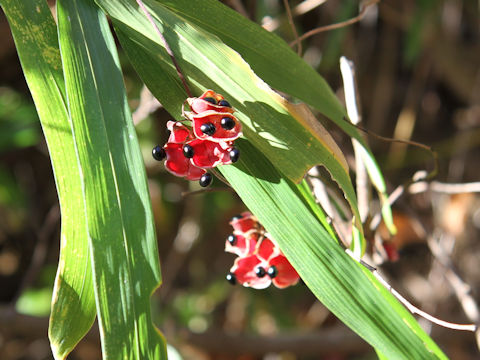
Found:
152,90 -> 242,187
152,91 -> 299,289
225,212 -> 300,289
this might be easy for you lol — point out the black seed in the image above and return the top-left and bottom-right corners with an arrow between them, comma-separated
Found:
229,148 -> 240,163
227,234 -> 237,246
183,144 -> 194,158
255,267 -> 266,278
267,266 -> 278,278
200,122 -> 216,136
231,214 -> 243,221
226,273 -> 236,285
221,116 -> 236,130
199,173 -> 212,187
218,99 -> 231,107
152,145 -> 166,161
203,97 -> 217,105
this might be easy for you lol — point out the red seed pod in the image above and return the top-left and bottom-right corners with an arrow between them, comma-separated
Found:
224,232 -> 258,257
224,211 -> 300,289
188,111 -> 242,143
166,121 -> 194,143
187,90 -> 235,114
267,254 -> 300,289
155,91 -> 241,184
229,254 -> 271,289
229,212 -> 259,233
256,237 -> 278,262
187,138 -> 234,168
163,142 -> 206,180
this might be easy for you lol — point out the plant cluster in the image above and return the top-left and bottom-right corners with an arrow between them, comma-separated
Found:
152,90 -> 242,187
225,212 -> 300,289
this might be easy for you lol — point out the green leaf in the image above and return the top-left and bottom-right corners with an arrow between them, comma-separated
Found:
219,140 -> 446,359
155,0 -> 396,236
0,1 -> 96,358
56,0 -> 166,358
93,0 -> 370,257
95,0 -> 349,184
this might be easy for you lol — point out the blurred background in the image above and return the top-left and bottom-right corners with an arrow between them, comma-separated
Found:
1,0 -> 479,359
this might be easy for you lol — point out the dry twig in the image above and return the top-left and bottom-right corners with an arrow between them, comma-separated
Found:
347,250 -> 478,333
262,0 -> 328,32
409,181 -> 480,194
283,0 -> 302,56
290,0 -> 379,47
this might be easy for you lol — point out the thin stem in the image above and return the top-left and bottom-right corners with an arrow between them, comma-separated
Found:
409,180 -> 480,194
374,270 -> 477,332
290,0 -> 379,46
283,0 -> 302,56
346,250 -> 478,332
182,187 -> 233,198
136,0 -> 192,97
350,119 -> 439,231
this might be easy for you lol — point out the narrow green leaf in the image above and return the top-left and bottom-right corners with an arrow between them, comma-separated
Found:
94,0 -> 364,240
219,140 -> 446,359
56,0 -> 166,358
157,0 -> 396,236
0,1 -> 96,358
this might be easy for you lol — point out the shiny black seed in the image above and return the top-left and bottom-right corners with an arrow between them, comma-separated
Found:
231,214 -> 243,221
203,97 -> 217,104
218,99 -> 231,107
200,122 -> 216,136
255,267 -> 266,278
267,266 -> 278,278
226,273 -> 236,285
221,117 -> 236,130
227,234 -> 237,246
152,145 -> 166,161
183,144 -> 194,158
229,148 -> 240,163
199,173 -> 212,187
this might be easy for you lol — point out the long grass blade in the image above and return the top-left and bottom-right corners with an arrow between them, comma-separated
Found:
0,1 -> 96,358
56,0 -> 166,358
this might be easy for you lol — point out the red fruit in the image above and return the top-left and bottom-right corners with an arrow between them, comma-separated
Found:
230,254 -> 271,289
166,121 -> 194,143
225,232 -> 258,257
268,254 -> 300,289
229,212 -> 258,233
164,142 -> 205,180
187,90 -> 235,114
224,211 -> 300,290
256,237 -> 278,262
187,138 -> 233,168
189,111 -> 242,142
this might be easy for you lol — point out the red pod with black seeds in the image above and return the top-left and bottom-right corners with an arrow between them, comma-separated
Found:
187,90 -> 235,114
186,138 -> 234,168
187,111 -> 242,142
163,142 -> 206,181
224,211 -> 300,289
166,121 -> 194,144
154,90 -> 242,185
229,254 -> 271,289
